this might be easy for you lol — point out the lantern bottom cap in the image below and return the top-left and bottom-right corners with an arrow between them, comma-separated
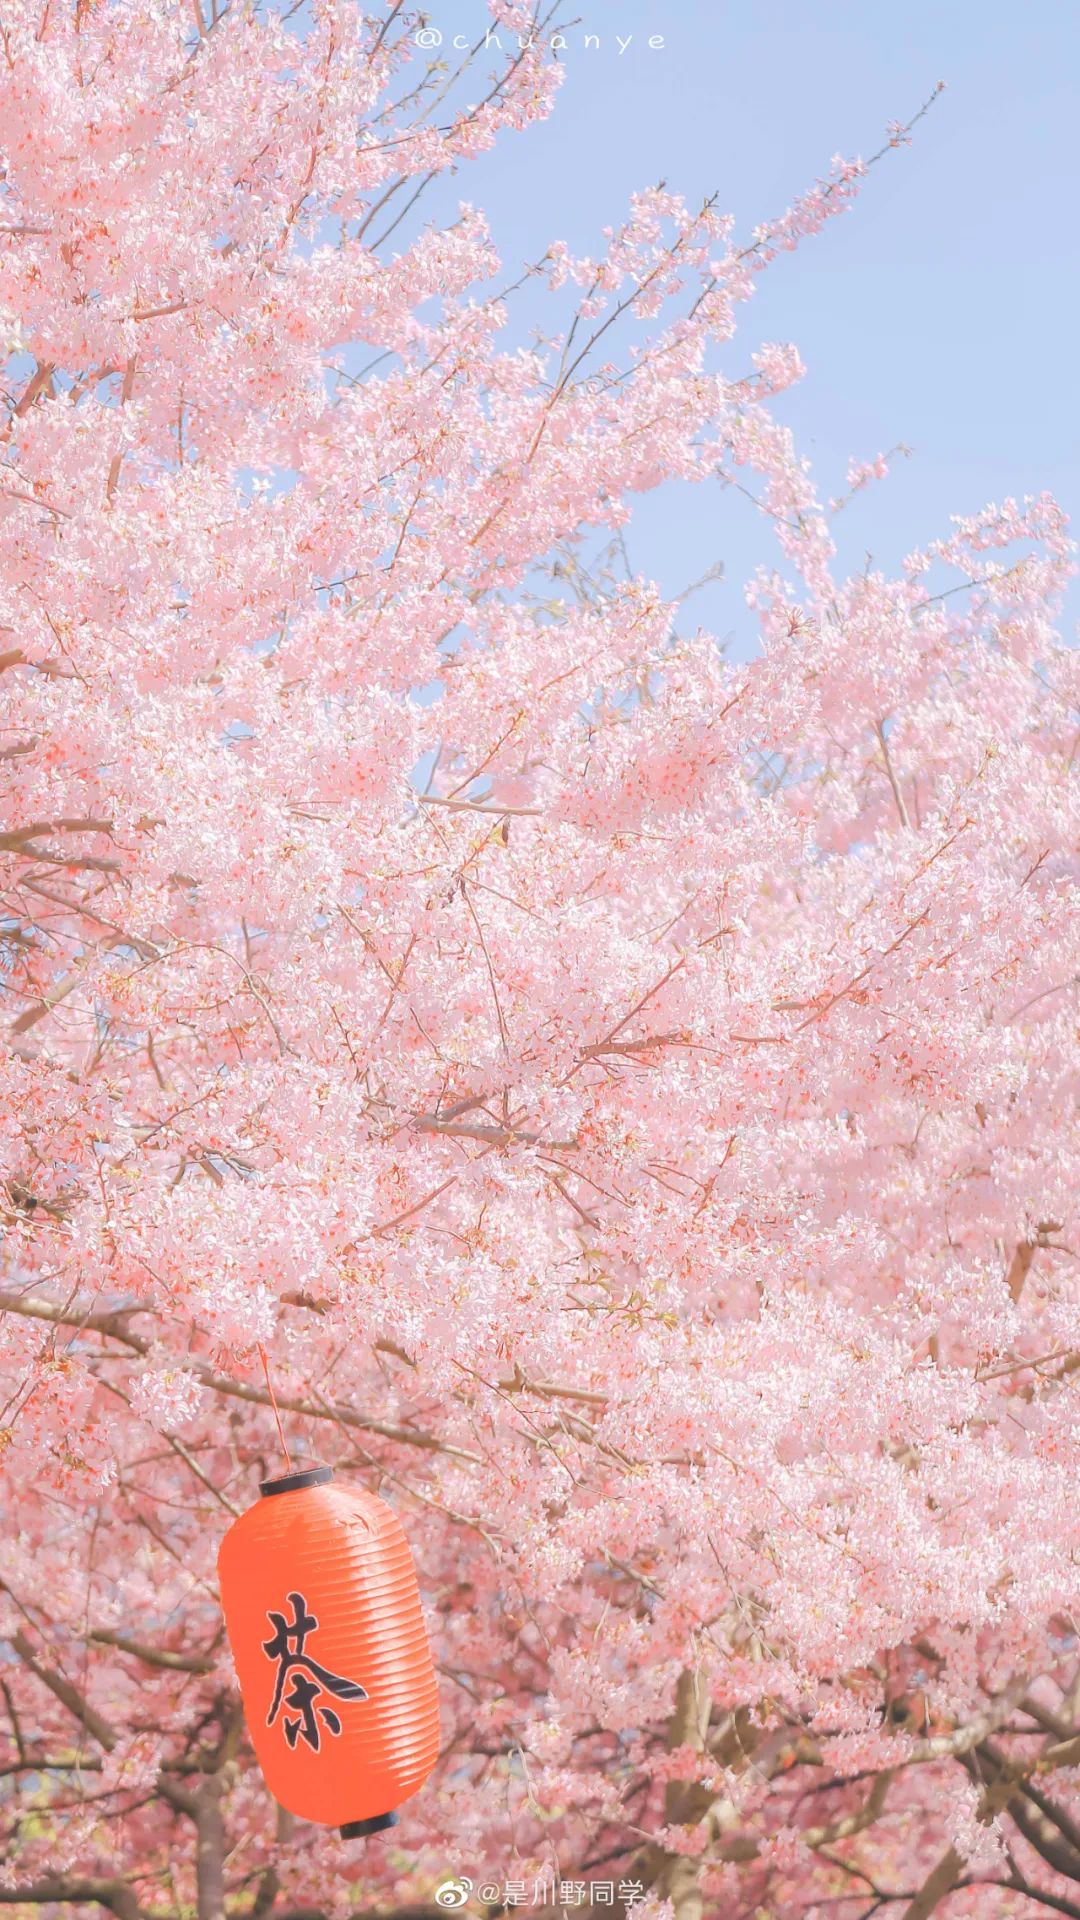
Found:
340,1811 -> 398,1840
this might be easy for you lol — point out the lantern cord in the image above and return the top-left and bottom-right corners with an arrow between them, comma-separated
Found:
257,1341 -> 293,1472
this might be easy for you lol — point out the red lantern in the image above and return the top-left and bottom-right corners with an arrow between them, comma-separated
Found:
217,1465 -> 440,1836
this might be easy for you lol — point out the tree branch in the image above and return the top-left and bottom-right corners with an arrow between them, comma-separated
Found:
0,1882 -> 145,1919
0,1289 -> 481,1460
8,1629 -> 118,1751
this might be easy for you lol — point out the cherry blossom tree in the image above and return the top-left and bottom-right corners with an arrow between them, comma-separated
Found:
2,7 -> 1079,1918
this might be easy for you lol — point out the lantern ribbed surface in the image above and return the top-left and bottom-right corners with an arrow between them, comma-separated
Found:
217,1468 -> 440,1831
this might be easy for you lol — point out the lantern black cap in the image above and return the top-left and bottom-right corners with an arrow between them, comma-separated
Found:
341,1811 -> 398,1840
259,1464 -> 333,1498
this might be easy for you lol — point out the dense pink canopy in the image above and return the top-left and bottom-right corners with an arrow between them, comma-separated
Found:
2,8 -> 1079,1918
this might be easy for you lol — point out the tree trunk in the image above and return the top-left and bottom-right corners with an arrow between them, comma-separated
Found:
195,1774 -> 227,1920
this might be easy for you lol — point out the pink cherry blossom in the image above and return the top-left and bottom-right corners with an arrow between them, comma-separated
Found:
0,15 -> 1074,1920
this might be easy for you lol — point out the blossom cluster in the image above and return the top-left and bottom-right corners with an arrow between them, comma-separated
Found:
0,8 -> 1076,1918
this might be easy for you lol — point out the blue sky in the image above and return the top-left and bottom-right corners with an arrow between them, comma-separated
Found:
392,0 -> 1080,654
